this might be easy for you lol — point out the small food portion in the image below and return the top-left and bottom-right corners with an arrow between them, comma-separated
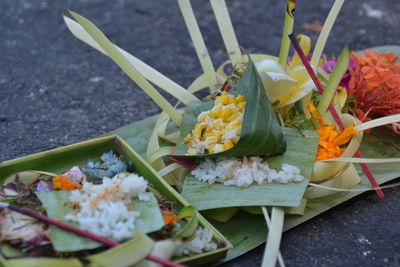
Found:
65,173 -> 150,241
184,91 -> 246,155
175,227 -> 217,256
191,157 -> 305,188
0,151 -> 222,261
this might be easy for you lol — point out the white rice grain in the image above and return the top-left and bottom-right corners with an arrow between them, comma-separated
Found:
65,172 -> 149,241
191,157 -> 305,187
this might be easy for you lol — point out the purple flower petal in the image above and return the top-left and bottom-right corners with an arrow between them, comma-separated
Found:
36,180 -> 53,193
64,166 -> 86,183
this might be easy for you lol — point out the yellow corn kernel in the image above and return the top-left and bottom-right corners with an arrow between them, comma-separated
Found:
203,131 -> 214,139
223,141 -> 234,150
216,93 -> 234,105
198,112 -> 208,122
208,144 -> 215,154
184,134 -> 192,143
237,101 -> 246,110
207,131 -> 223,143
193,124 -> 205,139
209,107 -> 222,118
205,136 -> 218,145
212,119 -> 224,130
227,119 -> 241,128
232,136 -> 240,144
205,126 -> 213,133
235,95 -> 245,103
221,108 -> 233,122
228,112 -> 240,122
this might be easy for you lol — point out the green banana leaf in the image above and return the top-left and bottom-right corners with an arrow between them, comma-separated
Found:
173,58 -> 286,158
86,232 -> 154,267
36,191 -> 164,252
0,136 -> 229,266
0,258 -> 83,267
180,128 -> 319,210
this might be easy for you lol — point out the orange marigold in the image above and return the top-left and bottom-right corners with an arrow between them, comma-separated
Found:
348,50 -> 400,119
53,175 -> 82,190
162,210 -> 177,225
316,124 -> 358,161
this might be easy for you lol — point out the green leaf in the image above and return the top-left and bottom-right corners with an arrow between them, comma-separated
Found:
87,232 -> 153,267
180,128 -> 319,210
176,214 -> 199,240
173,58 -> 286,158
132,193 -> 165,234
317,47 -> 349,115
36,191 -> 100,252
175,206 -> 199,240
135,239 -> 179,267
261,207 -> 284,267
0,258 -> 82,267
202,207 -> 239,223
36,191 -> 164,252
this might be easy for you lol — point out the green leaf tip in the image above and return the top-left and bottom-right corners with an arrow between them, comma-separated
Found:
317,46 -> 350,115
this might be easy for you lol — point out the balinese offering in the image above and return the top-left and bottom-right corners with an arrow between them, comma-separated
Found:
0,148 -> 227,266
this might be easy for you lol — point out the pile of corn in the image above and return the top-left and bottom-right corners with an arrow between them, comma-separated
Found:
184,92 -> 246,155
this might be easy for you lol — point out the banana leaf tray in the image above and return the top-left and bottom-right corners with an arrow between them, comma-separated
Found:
0,135 -> 230,267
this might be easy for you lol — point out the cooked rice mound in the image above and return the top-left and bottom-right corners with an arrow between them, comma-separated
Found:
175,227 -> 217,256
184,91 -> 246,155
65,173 -> 150,241
191,157 -> 304,187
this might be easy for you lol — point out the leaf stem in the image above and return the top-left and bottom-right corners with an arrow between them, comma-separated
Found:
278,0 -> 296,68
261,207 -> 285,267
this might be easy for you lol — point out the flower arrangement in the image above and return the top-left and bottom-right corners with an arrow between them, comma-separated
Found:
1,0 -> 400,266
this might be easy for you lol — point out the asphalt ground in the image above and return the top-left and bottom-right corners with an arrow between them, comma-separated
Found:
1,1 -> 400,266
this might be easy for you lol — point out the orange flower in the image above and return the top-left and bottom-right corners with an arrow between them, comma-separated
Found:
316,124 -> 358,160
162,210 -> 177,225
348,50 -> 400,120
307,102 -> 324,125
52,175 -> 82,190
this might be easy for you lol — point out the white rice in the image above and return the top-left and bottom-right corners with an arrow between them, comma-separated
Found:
175,227 -> 217,256
65,172 -> 150,241
191,156 -> 304,187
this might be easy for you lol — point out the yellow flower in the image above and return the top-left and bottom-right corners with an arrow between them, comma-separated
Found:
256,34 -> 315,107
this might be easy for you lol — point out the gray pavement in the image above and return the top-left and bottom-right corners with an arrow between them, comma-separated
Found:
1,0 -> 400,266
